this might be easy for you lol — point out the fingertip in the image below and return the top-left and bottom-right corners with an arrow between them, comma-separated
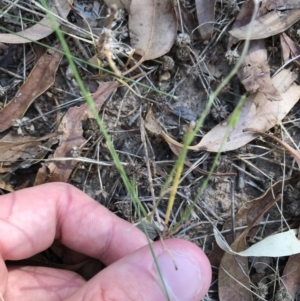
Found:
154,239 -> 211,301
64,238 -> 211,301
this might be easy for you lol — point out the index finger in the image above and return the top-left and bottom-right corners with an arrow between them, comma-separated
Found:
0,182 -> 147,264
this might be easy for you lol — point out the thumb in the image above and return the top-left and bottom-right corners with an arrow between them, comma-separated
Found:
66,238 -> 211,301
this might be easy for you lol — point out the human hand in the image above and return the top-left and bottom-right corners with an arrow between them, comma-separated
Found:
0,183 -> 211,301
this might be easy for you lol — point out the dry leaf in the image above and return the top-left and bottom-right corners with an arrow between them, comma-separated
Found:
240,229 -> 300,257
0,46 -> 63,132
195,0 -> 216,40
144,108 -> 235,177
237,40 -> 281,101
129,0 -> 177,61
281,32 -> 292,63
229,9 -> 300,40
265,0 -> 300,10
216,228 -> 300,257
104,0 -> 131,10
0,133 -> 41,165
0,132 -> 59,158
144,108 -> 163,135
42,82 -> 118,183
144,70 -> 300,153
217,176 -> 300,301
218,235 -> 252,300
196,69 -> 300,152
85,81 -> 119,118
280,32 -> 300,67
0,179 -> 14,192
0,132 -> 59,181
34,164 -> 50,186
281,253 -> 300,299
218,177 -> 289,301
0,0 -> 72,43
209,177 -> 296,269
228,0 -> 255,48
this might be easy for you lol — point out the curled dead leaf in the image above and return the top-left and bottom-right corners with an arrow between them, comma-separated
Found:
196,69 -> 300,152
265,0 -> 300,10
144,108 -> 163,135
229,9 -> 300,40
237,40 -> 281,101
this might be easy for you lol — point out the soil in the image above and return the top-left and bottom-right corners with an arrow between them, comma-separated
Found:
1,1 -> 300,300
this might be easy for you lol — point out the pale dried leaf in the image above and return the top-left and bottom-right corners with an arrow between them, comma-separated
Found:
0,132 -> 58,178
195,0 -> 216,40
281,32 -> 292,62
240,229 -> 300,257
280,32 -> 300,67
0,46 -> 63,132
129,0 -> 177,61
229,9 -> 300,40
0,132 -> 58,156
0,0 -> 72,43
0,133 -> 41,164
217,228 -> 300,257
266,0 -> 300,10
196,69 -> 300,152
144,108 -> 163,135
237,40 -> 281,100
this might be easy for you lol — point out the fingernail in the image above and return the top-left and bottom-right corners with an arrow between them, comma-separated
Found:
154,250 -> 204,301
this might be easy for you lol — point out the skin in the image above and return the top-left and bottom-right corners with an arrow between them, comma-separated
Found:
0,182 -> 212,301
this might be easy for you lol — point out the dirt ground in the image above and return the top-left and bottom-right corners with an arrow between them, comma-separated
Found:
1,0 -> 300,300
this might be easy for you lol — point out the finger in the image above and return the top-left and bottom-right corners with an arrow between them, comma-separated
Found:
4,266 -> 85,301
65,239 -> 212,301
0,182 -> 147,264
